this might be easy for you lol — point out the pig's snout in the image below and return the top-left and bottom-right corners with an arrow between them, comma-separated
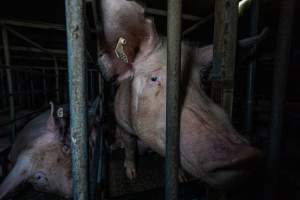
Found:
204,145 -> 262,189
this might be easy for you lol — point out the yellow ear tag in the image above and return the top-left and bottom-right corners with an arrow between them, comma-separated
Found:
115,37 -> 129,63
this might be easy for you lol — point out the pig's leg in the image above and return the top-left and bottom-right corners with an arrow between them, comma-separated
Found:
121,132 -> 137,180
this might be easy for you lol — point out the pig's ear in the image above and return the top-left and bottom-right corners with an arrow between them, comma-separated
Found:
192,45 -> 213,83
100,0 -> 159,81
46,102 -> 58,132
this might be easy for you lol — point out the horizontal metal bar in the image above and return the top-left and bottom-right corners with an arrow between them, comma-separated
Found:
146,7 -> 201,21
0,45 -> 67,55
0,89 -> 60,98
0,64 -> 100,72
0,19 -> 96,33
0,19 -> 66,31
11,55 -> 67,62
4,26 -> 54,55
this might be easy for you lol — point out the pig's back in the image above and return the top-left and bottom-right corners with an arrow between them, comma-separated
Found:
9,110 -> 50,163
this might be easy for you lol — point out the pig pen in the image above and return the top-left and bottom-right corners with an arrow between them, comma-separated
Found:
0,0 -> 300,200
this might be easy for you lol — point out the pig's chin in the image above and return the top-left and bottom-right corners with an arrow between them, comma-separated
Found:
203,168 -> 249,189
202,156 -> 261,189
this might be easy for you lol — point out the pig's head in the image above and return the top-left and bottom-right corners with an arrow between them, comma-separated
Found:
0,103 -> 72,199
99,0 -> 262,189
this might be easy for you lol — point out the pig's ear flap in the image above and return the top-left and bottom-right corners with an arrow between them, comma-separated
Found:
46,102 -> 58,132
100,0 -> 159,81
192,45 -> 213,83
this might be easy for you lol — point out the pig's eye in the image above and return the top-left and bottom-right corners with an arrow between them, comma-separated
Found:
150,76 -> 158,82
34,171 -> 48,186
62,144 -> 70,155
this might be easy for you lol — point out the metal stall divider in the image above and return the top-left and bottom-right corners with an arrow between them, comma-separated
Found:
53,57 -> 61,104
1,26 -> 16,142
244,0 -> 259,137
65,0 -> 89,200
90,0 -> 107,199
211,0 -> 238,120
265,0 -> 296,199
165,0 -> 182,200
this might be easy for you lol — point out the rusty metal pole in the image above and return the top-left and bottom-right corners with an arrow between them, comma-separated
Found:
265,0 -> 295,199
2,26 -> 16,142
211,0 -> 238,119
166,0 -> 182,200
65,0 -> 89,200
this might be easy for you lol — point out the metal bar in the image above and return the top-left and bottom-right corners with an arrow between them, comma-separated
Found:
0,69 -> 4,108
0,64 -> 99,72
0,46 -> 67,55
265,0 -> 295,199
90,1 -> 106,198
11,55 -> 67,62
0,19 -> 66,31
0,19 -> 96,33
211,0 -> 238,119
244,0 -> 259,136
25,72 -> 31,108
90,71 -> 94,99
53,57 -> 61,103
0,88 -> 60,97
146,8 -> 201,21
42,69 -> 48,105
165,0 -> 182,200
65,0 -> 88,200
5,26 -> 53,55
2,27 -> 16,142
29,68 -> 35,108
90,95 -> 104,200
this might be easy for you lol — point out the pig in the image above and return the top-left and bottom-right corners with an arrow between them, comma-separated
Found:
0,102 -> 72,199
99,0 -> 262,189
0,99 -> 101,199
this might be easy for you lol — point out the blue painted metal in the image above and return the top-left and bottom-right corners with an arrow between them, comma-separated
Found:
65,0 -> 89,199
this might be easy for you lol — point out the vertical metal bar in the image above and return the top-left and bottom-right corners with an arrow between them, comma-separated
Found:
0,69 -> 4,108
212,0 -> 238,119
90,71 -> 94,100
265,0 -> 295,199
53,57 -> 60,103
65,0 -> 88,200
42,68 -> 48,105
2,27 -> 16,142
26,72 -> 31,109
244,0 -> 259,135
29,68 -> 35,108
165,0 -> 182,200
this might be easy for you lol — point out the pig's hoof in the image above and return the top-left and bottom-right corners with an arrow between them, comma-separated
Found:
178,169 -> 188,182
124,160 -> 136,180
